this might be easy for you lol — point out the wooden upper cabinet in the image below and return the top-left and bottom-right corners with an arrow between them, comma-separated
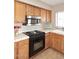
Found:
41,9 -> 51,23
26,5 -> 41,16
41,9 -> 47,22
46,10 -> 51,22
34,7 -> 41,16
25,4 -> 27,16
14,0 -> 16,21
15,1 -> 51,23
26,4 -> 34,16
15,2 -> 25,23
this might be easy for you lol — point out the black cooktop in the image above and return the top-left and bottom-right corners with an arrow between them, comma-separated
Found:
23,30 -> 45,37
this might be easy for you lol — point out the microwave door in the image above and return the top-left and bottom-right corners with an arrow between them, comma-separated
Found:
31,19 -> 38,24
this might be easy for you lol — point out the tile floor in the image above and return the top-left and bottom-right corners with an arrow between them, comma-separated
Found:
30,48 -> 64,59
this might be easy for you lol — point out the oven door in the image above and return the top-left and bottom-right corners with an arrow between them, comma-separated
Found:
29,37 -> 45,57
34,38 -> 44,51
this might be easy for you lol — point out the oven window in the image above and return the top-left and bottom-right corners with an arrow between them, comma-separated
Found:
34,41 -> 43,51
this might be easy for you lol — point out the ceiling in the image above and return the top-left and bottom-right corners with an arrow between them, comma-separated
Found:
39,0 -> 64,6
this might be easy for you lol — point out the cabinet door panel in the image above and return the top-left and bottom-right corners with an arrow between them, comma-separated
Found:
53,34 -> 61,51
18,40 -> 29,59
46,10 -> 51,22
14,42 -> 18,59
15,2 -> 25,22
26,4 -> 34,16
41,9 -> 47,22
60,36 -> 64,53
53,37 -> 61,51
45,33 -> 50,49
51,33 -> 64,53
34,7 -> 41,16
50,33 -> 54,47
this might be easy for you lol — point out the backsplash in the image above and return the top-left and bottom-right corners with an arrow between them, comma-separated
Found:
17,22 -> 56,34
18,24 -> 42,33
42,22 -> 53,29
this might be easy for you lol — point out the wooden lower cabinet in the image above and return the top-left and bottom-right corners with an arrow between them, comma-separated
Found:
14,42 -> 18,59
60,38 -> 64,53
45,33 -> 50,49
14,39 -> 29,59
50,33 -> 64,53
45,33 -> 49,49
53,34 -> 61,51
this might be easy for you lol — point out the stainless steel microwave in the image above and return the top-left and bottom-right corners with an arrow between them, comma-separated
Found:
23,16 -> 41,25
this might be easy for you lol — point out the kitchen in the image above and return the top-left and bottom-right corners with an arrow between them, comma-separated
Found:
14,0 -> 64,59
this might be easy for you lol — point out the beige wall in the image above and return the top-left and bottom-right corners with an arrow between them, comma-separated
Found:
53,3 -> 64,12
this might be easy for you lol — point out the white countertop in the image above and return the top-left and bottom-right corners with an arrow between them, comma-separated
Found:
14,33 -> 29,42
41,29 -> 64,35
51,30 -> 64,35
14,29 -> 64,42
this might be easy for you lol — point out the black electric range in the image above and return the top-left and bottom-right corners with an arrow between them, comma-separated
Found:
24,30 -> 45,57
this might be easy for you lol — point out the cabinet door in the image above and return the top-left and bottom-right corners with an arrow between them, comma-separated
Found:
14,0 -> 16,22
34,7 -> 41,16
45,33 -> 50,49
26,4 -> 34,16
18,39 -> 29,59
50,33 -> 54,48
15,2 -> 25,23
53,35 -> 61,51
60,36 -> 64,53
41,9 -> 47,22
50,33 -> 64,53
46,10 -> 51,22
14,42 -> 18,59
25,4 -> 27,16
